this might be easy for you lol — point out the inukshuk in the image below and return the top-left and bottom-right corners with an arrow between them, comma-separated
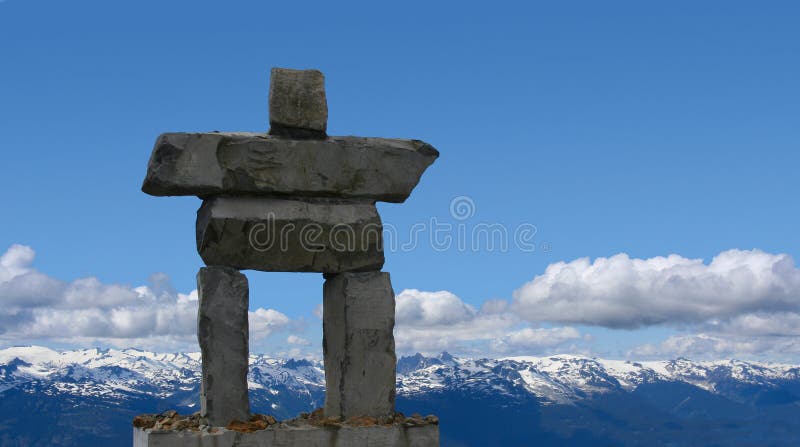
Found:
141,68 -> 438,429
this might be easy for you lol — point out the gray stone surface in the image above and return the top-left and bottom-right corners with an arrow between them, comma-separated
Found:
141,67 -> 442,445
134,424 -> 439,447
269,68 -> 328,138
141,132 -> 438,203
196,196 -> 384,273
323,272 -> 396,419
197,267 -> 250,427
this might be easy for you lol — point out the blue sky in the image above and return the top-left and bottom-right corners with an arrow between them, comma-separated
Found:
1,0 -> 799,360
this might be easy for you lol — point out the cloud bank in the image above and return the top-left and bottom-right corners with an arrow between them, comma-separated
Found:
508,249 -> 800,360
391,249 -> 800,359
394,289 -> 584,355
512,249 -> 800,329
0,244 -> 291,350
5,243 -> 800,360
628,332 -> 800,359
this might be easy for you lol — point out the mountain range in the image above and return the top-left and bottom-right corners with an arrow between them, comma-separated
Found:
2,346 -> 800,446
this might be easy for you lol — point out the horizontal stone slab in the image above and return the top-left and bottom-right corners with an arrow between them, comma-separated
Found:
196,197 -> 384,273
133,423 -> 439,447
142,132 -> 438,203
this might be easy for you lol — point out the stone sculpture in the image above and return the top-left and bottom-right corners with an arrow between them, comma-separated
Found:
135,68 -> 440,446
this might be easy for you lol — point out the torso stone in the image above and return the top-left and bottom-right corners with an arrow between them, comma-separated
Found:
196,196 -> 384,273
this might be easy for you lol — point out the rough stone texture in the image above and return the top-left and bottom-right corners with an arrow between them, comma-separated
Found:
196,196 -> 384,273
141,67 -> 441,445
268,68 -> 328,139
133,424 -> 439,447
141,132 -> 439,203
197,267 -> 250,427
323,272 -> 396,419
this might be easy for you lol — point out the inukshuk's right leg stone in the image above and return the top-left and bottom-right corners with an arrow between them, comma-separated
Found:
197,266 -> 250,427
323,272 -> 396,420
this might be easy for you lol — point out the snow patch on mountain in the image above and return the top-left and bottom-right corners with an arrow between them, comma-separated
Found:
2,346 -> 800,407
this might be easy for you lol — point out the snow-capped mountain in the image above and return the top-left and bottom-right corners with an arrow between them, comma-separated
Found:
397,351 -> 800,405
0,346 -> 325,418
2,347 -> 800,446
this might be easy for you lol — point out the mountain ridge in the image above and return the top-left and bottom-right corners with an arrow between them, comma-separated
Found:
2,346 -> 800,446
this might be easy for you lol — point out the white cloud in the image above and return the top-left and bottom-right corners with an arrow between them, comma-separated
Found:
248,308 -> 290,340
490,327 -> 583,353
479,299 -> 509,315
0,244 -> 35,282
287,335 -> 311,346
312,303 -> 323,320
396,289 -> 477,326
628,311 -> 800,361
512,249 -> 800,329
703,312 -> 800,337
628,332 -> 800,360
0,245 -> 291,351
394,289 -> 586,355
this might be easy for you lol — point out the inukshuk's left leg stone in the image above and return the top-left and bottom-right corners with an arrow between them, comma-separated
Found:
197,266 -> 250,427
323,272 -> 396,420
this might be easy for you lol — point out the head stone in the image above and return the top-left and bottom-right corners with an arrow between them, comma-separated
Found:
269,67 -> 328,139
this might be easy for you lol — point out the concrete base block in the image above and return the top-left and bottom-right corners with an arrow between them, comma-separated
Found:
133,424 -> 439,447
